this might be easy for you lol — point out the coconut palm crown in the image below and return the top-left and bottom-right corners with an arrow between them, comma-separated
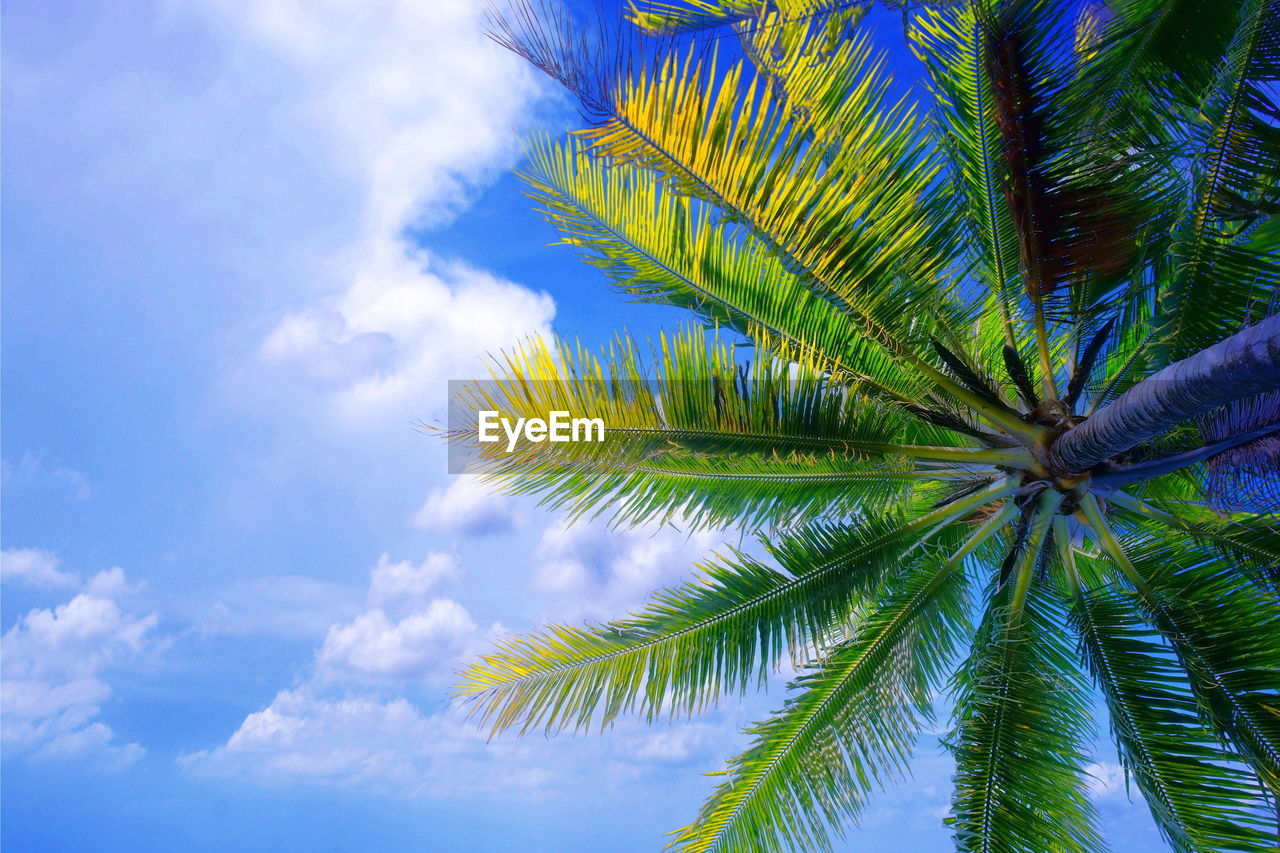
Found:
451,1 -> 1280,850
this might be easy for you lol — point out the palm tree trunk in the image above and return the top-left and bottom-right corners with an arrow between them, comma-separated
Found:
1050,314 -> 1280,474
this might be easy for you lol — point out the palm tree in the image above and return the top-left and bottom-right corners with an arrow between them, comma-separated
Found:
451,1 -> 1280,850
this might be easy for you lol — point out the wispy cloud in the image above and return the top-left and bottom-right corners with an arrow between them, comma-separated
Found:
196,0 -> 547,238
1,548 -> 81,589
412,476 -> 523,537
198,575 -> 366,641
1,454 -> 91,502
530,515 -> 723,622
183,687 -> 555,796
366,552 -> 459,607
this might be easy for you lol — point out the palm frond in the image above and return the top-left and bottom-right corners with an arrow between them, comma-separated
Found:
452,332 -> 1030,528
582,28 -> 957,328
990,1 -> 1159,331
628,0 -> 874,35
1081,499 -> 1280,798
733,7 -> 877,141
1071,581 -> 1277,852
949,579 -> 1103,853
1064,318 -> 1115,409
669,509 -> 1009,853
912,4 -> 1022,344
522,137 -> 925,402
628,0 -> 766,34
1199,391 -> 1280,513
1155,0 -> 1280,364
498,5 -> 1050,438
1085,312 -> 1156,415
471,4 -> 1280,848
567,20 -> 1042,433
1109,486 -> 1280,585
457,482 -> 1015,735
1005,487 -> 1063,619
1067,0 -> 1250,141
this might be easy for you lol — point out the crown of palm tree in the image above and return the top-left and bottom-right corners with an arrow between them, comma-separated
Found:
447,1 -> 1280,850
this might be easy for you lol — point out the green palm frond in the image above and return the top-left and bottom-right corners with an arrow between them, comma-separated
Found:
912,4 -> 1022,345
1004,2 -> 1169,341
457,482 -> 1015,735
502,1 -> 1051,437
912,0 -> 1172,402
628,0 -> 875,35
1066,0 -> 1250,141
949,581 -> 1103,853
522,137 -> 926,401
1156,0 -> 1280,364
453,331 -> 1028,528
1109,490 -> 1280,585
1082,307 -> 1157,416
1070,581 -> 1277,851
733,8 -> 885,142
506,451 -> 980,531
1081,501 -> 1280,797
627,0 -> 766,33
670,505 -> 1012,853
578,27 -> 967,358
1129,545 -> 1280,799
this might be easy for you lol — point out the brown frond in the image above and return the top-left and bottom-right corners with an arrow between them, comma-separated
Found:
985,13 -> 1140,308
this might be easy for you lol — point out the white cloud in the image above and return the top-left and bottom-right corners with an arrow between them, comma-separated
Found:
32,722 -> 144,768
531,517 -> 723,622
186,549 -> 527,791
316,600 -> 477,681
1,548 -> 79,589
185,683 -> 745,798
412,476 -> 521,537
0,554 -> 140,600
183,0 -> 559,428
302,552 -> 480,682
13,593 -> 154,655
189,538 -> 747,798
367,552 -> 458,607
183,687 -> 552,795
259,308 -> 396,391
199,552 -> 474,677
197,0 -> 545,237
257,247 -> 555,427
7,0 -> 560,518
83,566 -> 142,599
623,723 -> 724,765
1,564 -> 159,770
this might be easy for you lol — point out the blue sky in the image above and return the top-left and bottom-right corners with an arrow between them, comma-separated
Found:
3,2 -> 1170,850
